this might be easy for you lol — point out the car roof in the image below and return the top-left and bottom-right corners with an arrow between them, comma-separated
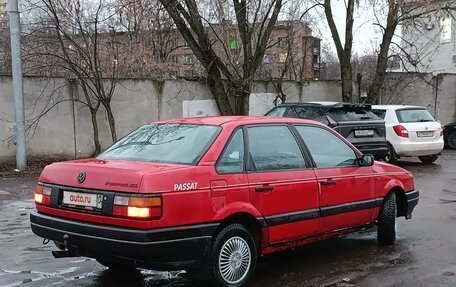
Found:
276,101 -> 368,108
372,105 -> 426,110
150,116 -> 326,127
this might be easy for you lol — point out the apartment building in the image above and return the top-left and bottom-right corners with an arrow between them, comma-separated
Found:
162,20 -> 321,81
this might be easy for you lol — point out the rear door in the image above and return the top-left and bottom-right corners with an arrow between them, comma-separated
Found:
246,124 -> 319,243
294,125 -> 376,234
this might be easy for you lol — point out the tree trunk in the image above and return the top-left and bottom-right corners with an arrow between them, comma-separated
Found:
90,109 -> 101,156
340,60 -> 353,102
367,3 -> 399,104
206,68 -> 233,116
104,102 -> 117,143
234,88 -> 250,115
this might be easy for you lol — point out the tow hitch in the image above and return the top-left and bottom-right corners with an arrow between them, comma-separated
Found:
51,234 -> 80,258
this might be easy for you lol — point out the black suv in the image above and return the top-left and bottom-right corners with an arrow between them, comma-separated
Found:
444,122 -> 456,149
266,102 -> 388,159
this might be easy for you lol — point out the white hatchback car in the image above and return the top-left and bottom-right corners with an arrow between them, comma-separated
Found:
372,105 -> 444,163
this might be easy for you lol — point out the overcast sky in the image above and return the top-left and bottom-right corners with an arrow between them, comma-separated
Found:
306,0 -> 399,56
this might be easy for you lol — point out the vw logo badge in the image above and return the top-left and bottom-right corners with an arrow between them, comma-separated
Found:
425,126 -> 428,130
77,171 -> 86,183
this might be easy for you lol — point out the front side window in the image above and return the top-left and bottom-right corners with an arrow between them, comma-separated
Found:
247,125 -> 306,171
99,124 -> 220,165
396,109 -> 434,123
296,125 -> 358,168
216,129 -> 245,174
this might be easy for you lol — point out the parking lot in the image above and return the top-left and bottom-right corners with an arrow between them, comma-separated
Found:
0,150 -> 455,287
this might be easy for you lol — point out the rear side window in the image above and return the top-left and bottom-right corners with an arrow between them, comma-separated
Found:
295,125 -> 358,168
216,129 -> 245,174
396,109 -> 435,123
329,107 -> 380,122
266,107 -> 287,117
247,125 -> 306,171
372,109 -> 386,119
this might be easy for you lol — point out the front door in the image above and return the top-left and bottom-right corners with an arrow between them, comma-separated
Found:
246,125 -> 319,243
294,125 -> 375,234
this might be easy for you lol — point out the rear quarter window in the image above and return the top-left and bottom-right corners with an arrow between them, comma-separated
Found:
372,109 -> 386,119
266,107 -> 287,117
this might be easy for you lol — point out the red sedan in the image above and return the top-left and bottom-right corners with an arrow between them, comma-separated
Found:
31,116 -> 419,286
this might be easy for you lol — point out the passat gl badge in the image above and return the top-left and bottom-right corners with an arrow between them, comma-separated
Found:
77,171 -> 86,183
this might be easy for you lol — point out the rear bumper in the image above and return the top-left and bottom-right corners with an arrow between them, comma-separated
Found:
354,143 -> 388,159
405,190 -> 419,219
30,212 -> 218,270
393,140 -> 444,156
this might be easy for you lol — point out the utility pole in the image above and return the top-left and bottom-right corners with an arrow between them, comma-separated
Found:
8,0 -> 26,170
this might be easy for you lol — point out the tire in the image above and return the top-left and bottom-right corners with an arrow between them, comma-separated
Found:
446,130 -> 456,149
384,143 -> 398,164
377,193 -> 397,245
209,224 -> 257,287
418,154 -> 438,164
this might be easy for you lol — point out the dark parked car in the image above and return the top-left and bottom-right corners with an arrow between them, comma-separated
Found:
444,122 -> 456,149
266,102 -> 388,159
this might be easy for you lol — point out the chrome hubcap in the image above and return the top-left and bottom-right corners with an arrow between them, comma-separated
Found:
218,236 -> 251,284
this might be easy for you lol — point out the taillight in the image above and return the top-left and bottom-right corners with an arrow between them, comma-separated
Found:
113,195 -> 162,219
34,184 -> 51,205
441,126 -> 444,137
393,125 -> 409,138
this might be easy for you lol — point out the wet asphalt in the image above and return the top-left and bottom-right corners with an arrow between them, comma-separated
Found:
0,150 -> 455,287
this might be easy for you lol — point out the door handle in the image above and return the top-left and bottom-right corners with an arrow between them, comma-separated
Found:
321,179 -> 337,186
255,185 -> 274,192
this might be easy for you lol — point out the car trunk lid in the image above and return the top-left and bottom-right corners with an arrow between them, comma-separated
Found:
39,158 -> 188,193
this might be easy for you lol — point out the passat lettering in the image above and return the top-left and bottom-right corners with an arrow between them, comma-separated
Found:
174,182 -> 198,191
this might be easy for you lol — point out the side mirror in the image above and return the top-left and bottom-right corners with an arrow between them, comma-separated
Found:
359,154 -> 374,166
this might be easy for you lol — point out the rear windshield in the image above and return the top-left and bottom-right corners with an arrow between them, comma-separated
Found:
99,124 -> 221,165
396,109 -> 435,123
328,107 -> 381,122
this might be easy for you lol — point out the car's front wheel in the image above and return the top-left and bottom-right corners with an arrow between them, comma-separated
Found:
418,154 -> 439,164
446,130 -> 456,149
210,224 -> 257,287
377,193 -> 397,245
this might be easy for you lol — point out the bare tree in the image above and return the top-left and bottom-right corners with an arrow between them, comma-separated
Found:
23,0 -> 132,153
320,0 -> 456,103
157,0 -> 284,115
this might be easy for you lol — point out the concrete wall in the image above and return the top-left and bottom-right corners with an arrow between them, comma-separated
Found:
1,74 -> 454,160
379,72 -> 456,124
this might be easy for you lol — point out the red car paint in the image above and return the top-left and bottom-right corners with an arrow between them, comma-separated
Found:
31,116 -> 417,269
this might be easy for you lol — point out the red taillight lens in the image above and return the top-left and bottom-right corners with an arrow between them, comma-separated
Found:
440,126 -> 444,137
393,125 -> 409,138
113,195 -> 162,219
34,184 -> 51,205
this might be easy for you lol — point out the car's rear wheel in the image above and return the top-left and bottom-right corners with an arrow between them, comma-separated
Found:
377,193 -> 396,245
210,224 -> 257,287
447,130 -> 456,149
384,143 -> 398,164
418,154 -> 438,164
